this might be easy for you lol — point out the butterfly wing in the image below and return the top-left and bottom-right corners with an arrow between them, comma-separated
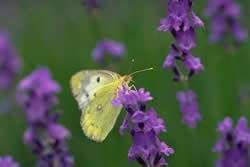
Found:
82,82 -> 123,142
70,70 -> 123,142
70,70 -> 118,111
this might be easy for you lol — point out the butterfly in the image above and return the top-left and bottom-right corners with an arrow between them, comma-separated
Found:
70,70 -> 132,142
70,68 -> 153,142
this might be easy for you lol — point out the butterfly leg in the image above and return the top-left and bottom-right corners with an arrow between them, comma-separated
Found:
129,84 -> 137,91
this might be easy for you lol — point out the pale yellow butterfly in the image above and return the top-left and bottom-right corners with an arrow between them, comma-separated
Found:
70,68 -> 153,142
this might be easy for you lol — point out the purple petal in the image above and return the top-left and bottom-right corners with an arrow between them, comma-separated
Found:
48,123 -> 71,140
191,12 -> 204,27
120,113 -> 131,135
217,117 -> 232,134
132,110 -> 148,124
159,142 -> 175,157
23,128 -> 35,145
176,91 -> 186,103
0,156 -> 19,167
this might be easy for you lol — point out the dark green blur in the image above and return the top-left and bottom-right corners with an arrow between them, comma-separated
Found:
0,0 -> 249,166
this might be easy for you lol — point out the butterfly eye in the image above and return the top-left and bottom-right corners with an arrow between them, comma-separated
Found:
97,77 -> 100,83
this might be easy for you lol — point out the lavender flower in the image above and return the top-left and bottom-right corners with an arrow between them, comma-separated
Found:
0,32 -> 21,90
0,156 -> 19,167
176,90 -> 201,128
17,67 -> 74,167
205,0 -> 247,43
92,40 -> 125,62
213,117 -> 250,167
158,0 -> 204,80
112,86 -> 174,166
82,0 -> 100,13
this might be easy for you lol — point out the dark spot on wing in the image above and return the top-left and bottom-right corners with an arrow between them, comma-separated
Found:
97,104 -> 102,111
86,93 -> 89,98
97,76 -> 100,83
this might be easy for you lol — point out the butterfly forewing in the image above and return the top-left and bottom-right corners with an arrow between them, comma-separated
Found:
70,70 -> 119,110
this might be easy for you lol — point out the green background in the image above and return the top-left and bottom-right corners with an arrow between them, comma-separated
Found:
0,0 -> 249,166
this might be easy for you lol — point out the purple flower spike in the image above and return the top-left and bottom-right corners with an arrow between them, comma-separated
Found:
0,156 -> 19,167
0,32 -> 21,90
213,116 -> 250,167
112,86 -> 174,166
176,90 -> 202,128
92,40 -> 125,62
158,0 -> 204,79
17,67 -> 74,167
205,0 -> 247,43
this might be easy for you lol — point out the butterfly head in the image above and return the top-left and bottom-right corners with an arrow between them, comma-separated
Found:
120,75 -> 132,85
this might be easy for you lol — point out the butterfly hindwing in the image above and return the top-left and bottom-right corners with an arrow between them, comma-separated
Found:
81,82 -> 123,142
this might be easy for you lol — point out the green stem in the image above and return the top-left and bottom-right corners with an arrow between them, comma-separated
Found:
88,11 -> 103,40
182,79 -> 190,92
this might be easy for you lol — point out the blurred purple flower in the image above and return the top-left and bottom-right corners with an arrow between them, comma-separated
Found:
213,117 -> 250,167
158,0 -> 204,80
0,32 -> 21,90
176,90 -> 201,128
82,0 -> 100,13
17,67 -> 60,124
112,86 -> 174,166
48,122 -> 71,140
17,67 -> 74,167
205,0 -> 247,43
92,40 -> 125,62
0,156 -> 19,167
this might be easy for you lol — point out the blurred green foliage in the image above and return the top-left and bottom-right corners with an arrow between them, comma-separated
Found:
0,0 -> 249,167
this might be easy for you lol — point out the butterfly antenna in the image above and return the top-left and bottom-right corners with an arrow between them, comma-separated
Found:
129,67 -> 154,76
127,59 -> 135,74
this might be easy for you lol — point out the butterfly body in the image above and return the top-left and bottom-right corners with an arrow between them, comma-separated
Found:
70,70 -> 131,142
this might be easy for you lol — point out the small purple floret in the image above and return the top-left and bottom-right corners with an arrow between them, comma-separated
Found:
0,156 -> 19,167
176,90 -> 202,128
92,40 -> 125,62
